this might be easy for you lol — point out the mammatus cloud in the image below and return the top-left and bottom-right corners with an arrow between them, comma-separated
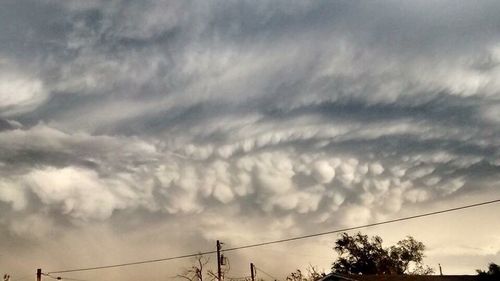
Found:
0,0 -> 500,278
0,121 -> 495,233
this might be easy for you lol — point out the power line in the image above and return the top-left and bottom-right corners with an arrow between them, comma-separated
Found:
227,276 -> 251,281
48,251 -> 217,274
43,273 -> 63,280
43,273 -> 91,281
47,198 -> 500,274
255,267 -> 279,281
324,273 -> 359,281
222,198 -> 500,252
56,277 -> 89,281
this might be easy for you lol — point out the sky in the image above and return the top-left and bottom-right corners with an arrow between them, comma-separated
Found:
1,0 -> 500,280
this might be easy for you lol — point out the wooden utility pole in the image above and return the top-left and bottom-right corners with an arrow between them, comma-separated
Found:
216,240 -> 222,281
36,269 -> 41,281
250,263 -> 255,281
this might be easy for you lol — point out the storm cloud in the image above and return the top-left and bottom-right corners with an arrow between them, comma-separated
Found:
1,0 -> 500,278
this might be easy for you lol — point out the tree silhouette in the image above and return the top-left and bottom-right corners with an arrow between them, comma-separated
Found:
286,265 -> 326,281
332,232 -> 433,275
177,254 -> 226,281
477,263 -> 500,281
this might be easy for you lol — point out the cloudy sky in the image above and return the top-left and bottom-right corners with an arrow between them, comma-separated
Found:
1,0 -> 500,279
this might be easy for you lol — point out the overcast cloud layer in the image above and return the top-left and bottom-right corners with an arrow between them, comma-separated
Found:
1,0 -> 500,279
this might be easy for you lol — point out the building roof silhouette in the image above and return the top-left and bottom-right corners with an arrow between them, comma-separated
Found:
319,273 -> 479,281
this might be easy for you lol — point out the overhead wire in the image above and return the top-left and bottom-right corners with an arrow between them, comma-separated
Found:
54,277 -> 90,281
255,267 -> 279,281
227,276 -> 251,281
42,273 -> 91,281
47,251 -> 217,274
42,273 -> 61,280
47,198 -> 500,274
325,273 -> 359,281
222,198 -> 500,251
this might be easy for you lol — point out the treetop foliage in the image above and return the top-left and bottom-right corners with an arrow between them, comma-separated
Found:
332,232 -> 433,275
477,263 -> 500,281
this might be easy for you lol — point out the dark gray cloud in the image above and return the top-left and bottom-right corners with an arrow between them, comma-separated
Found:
1,0 -> 500,278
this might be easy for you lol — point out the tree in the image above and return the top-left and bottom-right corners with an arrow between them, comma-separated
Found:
332,232 -> 433,275
477,263 -> 500,281
286,269 -> 307,281
177,254 -> 222,281
286,266 -> 326,281
306,265 -> 326,281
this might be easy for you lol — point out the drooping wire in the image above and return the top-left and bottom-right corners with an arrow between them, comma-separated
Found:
55,277 -> 89,281
47,198 -> 500,274
48,251 -> 217,274
227,276 -> 251,281
255,267 -> 279,281
324,273 -> 360,281
42,273 -> 90,281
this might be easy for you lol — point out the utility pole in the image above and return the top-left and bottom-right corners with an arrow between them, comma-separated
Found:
216,240 -> 222,281
36,269 -> 41,281
250,263 -> 255,281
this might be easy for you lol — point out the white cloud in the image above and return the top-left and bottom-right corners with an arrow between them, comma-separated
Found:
26,167 -> 137,220
404,188 -> 431,203
0,180 -> 27,211
0,70 -> 47,116
369,162 -> 385,175
338,204 -> 372,227
312,160 -> 336,184
8,214 -> 56,240
213,183 -> 235,203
